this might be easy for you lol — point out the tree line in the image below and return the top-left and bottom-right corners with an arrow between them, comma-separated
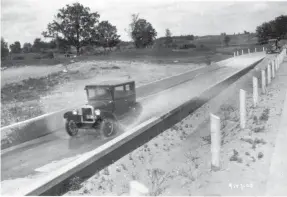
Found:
1,2 -> 158,59
1,4 -> 286,60
256,15 -> 287,44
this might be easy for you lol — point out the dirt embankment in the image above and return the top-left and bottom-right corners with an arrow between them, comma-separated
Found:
65,57 -> 287,196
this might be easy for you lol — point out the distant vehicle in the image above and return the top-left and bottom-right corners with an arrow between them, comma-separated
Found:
266,38 -> 281,54
63,80 -> 140,137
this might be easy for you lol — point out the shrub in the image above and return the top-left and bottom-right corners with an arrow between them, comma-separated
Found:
12,56 -> 25,60
42,51 -> 54,59
179,44 -> 196,49
33,55 -> 42,59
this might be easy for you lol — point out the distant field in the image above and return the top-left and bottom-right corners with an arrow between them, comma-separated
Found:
1,33 -> 262,68
1,47 -> 229,68
1,33 -> 264,126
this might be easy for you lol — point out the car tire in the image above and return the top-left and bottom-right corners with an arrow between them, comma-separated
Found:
100,118 -> 117,138
65,119 -> 79,136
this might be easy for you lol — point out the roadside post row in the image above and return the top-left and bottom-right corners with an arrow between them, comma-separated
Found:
210,46 -> 287,171
234,47 -> 264,57
126,47 -> 287,196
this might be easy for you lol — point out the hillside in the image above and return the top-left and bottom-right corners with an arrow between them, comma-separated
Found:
155,33 -> 258,49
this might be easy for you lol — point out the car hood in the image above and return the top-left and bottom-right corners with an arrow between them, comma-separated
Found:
87,100 -> 113,110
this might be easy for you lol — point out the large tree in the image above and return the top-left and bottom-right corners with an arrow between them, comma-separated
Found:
256,15 -> 287,44
1,37 -> 9,59
129,15 -> 157,48
9,41 -> 21,53
224,35 -> 231,46
23,42 -> 32,53
42,2 -> 100,54
97,20 -> 120,51
126,13 -> 139,40
32,38 -> 48,52
164,28 -> 173,47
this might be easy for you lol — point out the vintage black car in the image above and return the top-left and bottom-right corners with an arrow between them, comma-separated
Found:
266,38 -> 281,54
63,80 -> 139,137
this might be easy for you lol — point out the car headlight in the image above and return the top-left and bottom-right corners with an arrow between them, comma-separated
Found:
72,109 -> 78,115
95,109 -> 101,116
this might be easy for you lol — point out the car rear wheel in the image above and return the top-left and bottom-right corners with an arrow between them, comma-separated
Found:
101,118 -> 116,137
65,119 -> 79,136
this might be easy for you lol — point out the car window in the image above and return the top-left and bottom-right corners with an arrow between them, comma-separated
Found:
125,84 -> 131,91
87,87 -> 111,100
114,85 -> 125,98
115,86 -> 124,91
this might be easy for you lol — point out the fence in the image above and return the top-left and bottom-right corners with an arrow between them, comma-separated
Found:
211,48 -> 286,168
233,46 -> 264,57
126,47 -> 286,196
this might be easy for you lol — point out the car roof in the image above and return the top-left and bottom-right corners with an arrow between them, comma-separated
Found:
85,80 -> 135,88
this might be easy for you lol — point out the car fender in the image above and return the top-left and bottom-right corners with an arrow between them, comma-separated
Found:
100,111 -> 117,121
63,111 -> 82,122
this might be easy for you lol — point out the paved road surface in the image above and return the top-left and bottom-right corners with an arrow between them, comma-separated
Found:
1,53 -> 265,195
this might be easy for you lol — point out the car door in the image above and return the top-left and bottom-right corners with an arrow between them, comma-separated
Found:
114,85 -> 128,116
124,83 -> 136,109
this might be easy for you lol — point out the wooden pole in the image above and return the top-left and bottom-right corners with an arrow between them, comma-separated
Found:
272,60 -> 275,79
240,89 -> 246,129
261,70 -> 266,94
253,77 -> 258,107
210,113 -> 221,170
129,181 -> 149,196
267,64 -> 271,84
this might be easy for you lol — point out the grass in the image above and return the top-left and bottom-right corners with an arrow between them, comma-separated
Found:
254,126 -> 265,133
1,70 -> 84,126
229,149 -> 243,163
240,137 -> 266,150
69,176 -> 82,191
147,168 -> 171,196
259,108 -> 270,121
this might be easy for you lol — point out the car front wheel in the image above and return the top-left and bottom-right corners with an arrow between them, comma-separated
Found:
100,118 -> 116,137
65,119 -> 79,136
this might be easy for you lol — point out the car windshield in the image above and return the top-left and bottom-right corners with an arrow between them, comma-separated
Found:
87,87 -> 111,100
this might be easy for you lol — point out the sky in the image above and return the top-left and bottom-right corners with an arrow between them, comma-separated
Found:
1,0 -> 287,45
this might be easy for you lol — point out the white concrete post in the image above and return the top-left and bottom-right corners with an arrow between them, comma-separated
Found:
271,60 -> 275,79
210,113 -> 221,169
253,77 -> 258,107
248,48 -> 250,54
129,181 -> 149,196
242,49 -> 244,55
261,69 -> 266,94
255,48 -> 257,52
267,64 -> 271,85
240,89 -> 246,129
237,51 -> 239,56
276,57 -> 279,71
234,52 -> 236,57
263,47 -> 265,51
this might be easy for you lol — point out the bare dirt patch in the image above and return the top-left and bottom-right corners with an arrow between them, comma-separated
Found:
64,59 -> 287,196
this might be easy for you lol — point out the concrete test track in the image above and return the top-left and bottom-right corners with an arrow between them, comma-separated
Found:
1,52 -> 266,196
